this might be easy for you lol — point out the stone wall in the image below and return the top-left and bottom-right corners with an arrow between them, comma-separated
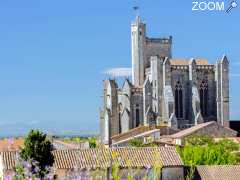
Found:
55,167 -> 184,180
162,167 -> 184,180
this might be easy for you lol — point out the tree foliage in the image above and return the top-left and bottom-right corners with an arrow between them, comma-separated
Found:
185,135 -> 214,146
20,129 -> 54,177
177,136 -> 240,166
89,137 -> 97,148
63,136 -> 97,148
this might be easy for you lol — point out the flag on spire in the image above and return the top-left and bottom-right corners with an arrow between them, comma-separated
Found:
133,6 -> 140,16
133,6 -> 139,11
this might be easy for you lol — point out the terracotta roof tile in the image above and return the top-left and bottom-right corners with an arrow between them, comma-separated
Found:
55,147 -> 183,169
0,147 -> 183,170
196,165 -> 240,180
0,139 -> 24,151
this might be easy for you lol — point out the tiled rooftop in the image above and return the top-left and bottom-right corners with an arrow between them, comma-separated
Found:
1,151 -> 17,170
0,138 -> 24,151
0,147 -> 183,170
196,165 -> 240,180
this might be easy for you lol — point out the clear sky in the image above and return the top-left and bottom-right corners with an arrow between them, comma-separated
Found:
0,0 -> 239,136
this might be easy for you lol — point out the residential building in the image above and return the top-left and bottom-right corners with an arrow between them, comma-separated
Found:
0,147 -> 184,180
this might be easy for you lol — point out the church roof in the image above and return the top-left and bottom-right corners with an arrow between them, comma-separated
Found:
170,59 -> 209,66
171,121 -> 215,138
171,121 -> 237,139
111,125 -> 179,143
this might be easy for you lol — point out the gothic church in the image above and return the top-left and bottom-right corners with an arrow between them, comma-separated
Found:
100,16 -> 229,145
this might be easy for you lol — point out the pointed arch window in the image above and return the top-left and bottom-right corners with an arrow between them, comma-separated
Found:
200,80 -> 208,117
175,81 -> 183,118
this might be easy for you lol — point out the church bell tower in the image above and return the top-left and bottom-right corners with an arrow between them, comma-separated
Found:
131,16 -> 146,86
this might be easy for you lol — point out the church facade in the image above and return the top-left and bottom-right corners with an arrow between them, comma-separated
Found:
100,16 -> 229,145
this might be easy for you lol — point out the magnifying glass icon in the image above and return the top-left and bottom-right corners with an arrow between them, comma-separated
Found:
226,1 -> 238,13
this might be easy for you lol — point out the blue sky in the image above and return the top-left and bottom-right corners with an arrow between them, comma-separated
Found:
0,0 -> 239,136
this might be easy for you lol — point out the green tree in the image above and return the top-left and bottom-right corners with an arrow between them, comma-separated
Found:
177,136 -> 239,166
20,129 -> 54,178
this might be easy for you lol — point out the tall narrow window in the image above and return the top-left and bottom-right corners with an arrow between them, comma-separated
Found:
118,104 -> 123,133
200,80 -> 208,117
136,109 -> 140,127
175,81 -> 183,118
118,113 -> 122,133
